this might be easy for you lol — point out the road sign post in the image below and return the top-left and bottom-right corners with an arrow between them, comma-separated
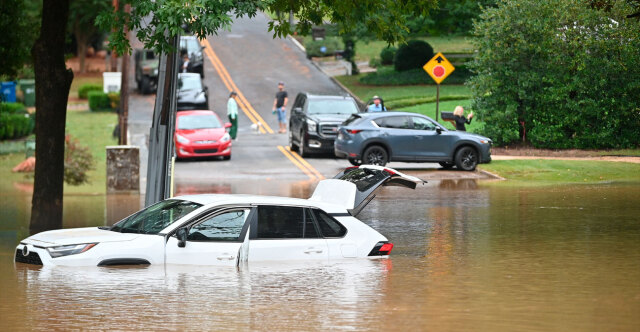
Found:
423,52 -> 455,122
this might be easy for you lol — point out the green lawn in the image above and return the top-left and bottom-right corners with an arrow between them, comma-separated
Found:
355,36 -> 474,61
336,75 -> 471,101
0,109 -> 118,195
70,75 -> 102,99
480,159 -> 640,185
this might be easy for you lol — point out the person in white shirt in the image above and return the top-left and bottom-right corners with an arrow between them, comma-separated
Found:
367,96 -> 386,112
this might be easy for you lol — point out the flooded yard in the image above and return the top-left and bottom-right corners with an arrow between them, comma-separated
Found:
1,180 -> 639,331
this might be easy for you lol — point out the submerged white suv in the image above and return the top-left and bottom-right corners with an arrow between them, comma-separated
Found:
15,166 -> 423,267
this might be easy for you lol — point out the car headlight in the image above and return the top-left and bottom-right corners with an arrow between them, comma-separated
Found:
176,134 -> 190,144
153,68 -> 158,75
47,243 -> 97,258
306,119 -> 317,133
480,139 -> 491,144
220,133 -> 230,142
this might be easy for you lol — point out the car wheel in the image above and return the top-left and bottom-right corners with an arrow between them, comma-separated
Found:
141,76 -> 151,94
223,155 -> 231,160
454,146 -> 478,171
299,133 -> 308,157
348,158 -> 361,166
362,145 -> 388,166
439,162 -> 454,169
289,128 -> 298,152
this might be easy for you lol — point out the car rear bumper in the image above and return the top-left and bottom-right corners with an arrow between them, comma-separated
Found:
334,139 -> 360,159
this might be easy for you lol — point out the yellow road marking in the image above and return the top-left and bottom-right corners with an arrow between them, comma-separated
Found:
277,146 -> 316,180
200,38 -> 275,134
284,146 -> 325,180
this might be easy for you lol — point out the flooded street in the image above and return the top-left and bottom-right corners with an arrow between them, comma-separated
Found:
1,180 -> 639,331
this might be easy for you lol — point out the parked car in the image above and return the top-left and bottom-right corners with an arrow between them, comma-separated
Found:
174,110 -> 231,160
177,73 -> 209,110
289,93 -> 359,157
15,166 -> 423,267
334,112 -> 492,170
179,35 -> 205,77
134,49 -> 159,94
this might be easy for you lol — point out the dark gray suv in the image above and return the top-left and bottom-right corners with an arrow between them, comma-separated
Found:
289,93 -> 359,157
334,112 -> 492,171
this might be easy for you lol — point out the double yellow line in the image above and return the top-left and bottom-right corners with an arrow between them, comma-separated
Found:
200,38 -> 274,134
277,146 -> 325,181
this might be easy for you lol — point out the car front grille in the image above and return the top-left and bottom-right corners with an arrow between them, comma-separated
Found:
15,249 -> 43,265
320,124 -> 339,137
194,148 -> 218,154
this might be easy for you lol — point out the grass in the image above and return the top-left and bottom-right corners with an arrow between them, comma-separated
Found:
69,75 -> 102,99
0,109 -> 118,195
596,149 -> 640,157
336,74 -> 471,101
480,159 -> 640,185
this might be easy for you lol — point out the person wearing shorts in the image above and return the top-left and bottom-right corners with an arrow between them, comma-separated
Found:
272,82 -> 288,133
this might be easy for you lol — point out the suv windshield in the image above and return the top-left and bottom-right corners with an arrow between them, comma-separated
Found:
308,99 -> 358,115
178,114 -> 222,130
180,38 -> 201,56
110,200 -> 202,234
179,75 -> 202,91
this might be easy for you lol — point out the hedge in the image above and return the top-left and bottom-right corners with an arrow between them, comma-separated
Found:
305,37 -> 343,58
359,65 -> 473,86
394,40 -> 434,72
0,102 -> 34,140
88,91 -> 119,111
78,84 -> 103,99
1,102 -> 26,114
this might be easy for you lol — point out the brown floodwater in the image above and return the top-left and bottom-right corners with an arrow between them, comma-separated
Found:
1,180 -> 639,331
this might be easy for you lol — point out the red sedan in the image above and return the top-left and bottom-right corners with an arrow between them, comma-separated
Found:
174,110 -> 232,160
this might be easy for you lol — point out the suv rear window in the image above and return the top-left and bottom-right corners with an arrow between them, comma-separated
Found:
313,210 -> 347,238
256,206 -> 320,239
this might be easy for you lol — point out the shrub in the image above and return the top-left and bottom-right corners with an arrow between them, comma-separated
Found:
107,92 -> 120,109
0,112 -> 32,139
380,47 -> 397,65
360,65 -> 473,85
368,57 -> 382,68
64,134 -> 95,185
469,0 -> 640,148
1,102 -> 26,114
78,84 -> 103,99
305,37 -> 343,58
394,40 -> 434,72
88,91 -> 111,111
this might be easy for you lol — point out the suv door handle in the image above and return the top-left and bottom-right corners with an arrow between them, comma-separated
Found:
217,255 -> 235,261
304,248 -> 324,254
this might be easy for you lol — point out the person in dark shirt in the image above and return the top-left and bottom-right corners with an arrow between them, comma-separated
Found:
453,106 -> 473,131
272,82 -> 288,133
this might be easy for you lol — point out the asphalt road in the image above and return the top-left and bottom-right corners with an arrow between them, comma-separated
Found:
127,13 -> 488,196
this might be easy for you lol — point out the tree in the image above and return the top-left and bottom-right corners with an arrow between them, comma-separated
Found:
468,0 -> 640,148
22,0 -> 437,232
0,0 -> 40,78
69,0 -> 111,73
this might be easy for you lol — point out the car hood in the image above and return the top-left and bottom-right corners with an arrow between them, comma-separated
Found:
308,113 -> 355,123
176,128 -> 225,141
22,227 -> 141,247
177,89 -> 206,102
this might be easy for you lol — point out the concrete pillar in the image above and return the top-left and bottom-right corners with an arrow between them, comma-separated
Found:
106,145 -> 140,193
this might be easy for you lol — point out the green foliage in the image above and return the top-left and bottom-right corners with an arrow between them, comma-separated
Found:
305,37 -> 343,58
97,0 -> 438,55
394,40 -> 434,72
64,134 -> 95,186
407,0 -> 497,36
78,84 -> 103,99
107,92 -> 120,109
88,91 -> 112,111
1,102 -> 26,114
0,0 -> 40,77
469,0 -> 640,148
360,65 -> 473,85
0,102 -> 33,140
386,95 -> 471,109
380,47 -> 397,65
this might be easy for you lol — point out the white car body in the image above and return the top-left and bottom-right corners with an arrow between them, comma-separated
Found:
15,166 -> 423,267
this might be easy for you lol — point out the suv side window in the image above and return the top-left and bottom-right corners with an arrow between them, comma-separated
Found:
374,116 -> 411,129
313,210 -> 347,238
411,116 -> 437,130
256,206 -> 319,239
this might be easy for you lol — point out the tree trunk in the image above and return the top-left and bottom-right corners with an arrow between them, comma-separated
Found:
30,0 -> 74,234
76,31 -> 88,74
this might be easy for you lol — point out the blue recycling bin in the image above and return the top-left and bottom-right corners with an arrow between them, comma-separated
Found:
1,81 -> 17,102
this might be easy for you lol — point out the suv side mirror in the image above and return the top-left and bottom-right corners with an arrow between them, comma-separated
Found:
435,127 -> 443,134
176,228 -> 188,248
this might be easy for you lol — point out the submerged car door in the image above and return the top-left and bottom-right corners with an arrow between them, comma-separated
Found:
165,207 -> 252,266
248,205 -> 329,262
309,165 -> 424,215
409,116 -> 452,159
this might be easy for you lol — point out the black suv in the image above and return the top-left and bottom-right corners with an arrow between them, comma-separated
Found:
289,93 -> 359,156
179,35 -> 205,78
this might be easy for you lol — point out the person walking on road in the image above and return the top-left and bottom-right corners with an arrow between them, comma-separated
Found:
227,91 -> 239,140
367,96 -> 387,112
453,105 -> 473,131
272,82 -> 288,133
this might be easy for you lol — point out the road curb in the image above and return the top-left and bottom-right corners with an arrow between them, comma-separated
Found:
477,168 -> 506,181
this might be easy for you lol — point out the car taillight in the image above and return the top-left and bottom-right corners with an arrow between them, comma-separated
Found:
368,241 -> 394,256
346,129 -> 362,134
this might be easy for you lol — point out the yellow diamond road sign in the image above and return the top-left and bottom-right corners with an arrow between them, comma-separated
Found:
423,52 -> 455,84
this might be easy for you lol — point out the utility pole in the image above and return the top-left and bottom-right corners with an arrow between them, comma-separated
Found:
145,34 -> 180,207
